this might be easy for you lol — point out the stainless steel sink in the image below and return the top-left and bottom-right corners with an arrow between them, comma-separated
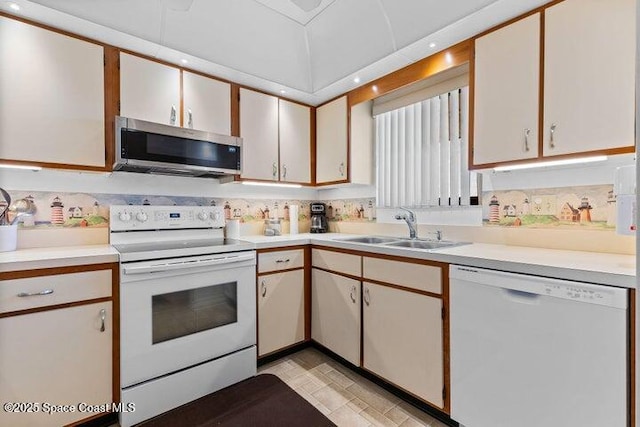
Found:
336,236 -> 400,244
384,239 -> 469,250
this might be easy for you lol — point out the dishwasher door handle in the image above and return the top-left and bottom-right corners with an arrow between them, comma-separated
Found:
503,288 -> 541,305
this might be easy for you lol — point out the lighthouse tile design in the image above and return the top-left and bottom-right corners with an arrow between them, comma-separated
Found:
482,185 -> 614,230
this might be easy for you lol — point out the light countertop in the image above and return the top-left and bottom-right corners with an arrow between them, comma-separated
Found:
0,245 -> 119,273
0,234 -> 634,288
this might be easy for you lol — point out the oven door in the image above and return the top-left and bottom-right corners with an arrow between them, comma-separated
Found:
119,251 -> 256,388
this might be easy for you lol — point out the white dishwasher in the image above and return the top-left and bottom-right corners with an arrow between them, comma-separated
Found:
449,265 -> 628,427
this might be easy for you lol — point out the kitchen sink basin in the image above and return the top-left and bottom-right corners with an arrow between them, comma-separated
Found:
384,240 -> 468,250
336,236 -> 400,244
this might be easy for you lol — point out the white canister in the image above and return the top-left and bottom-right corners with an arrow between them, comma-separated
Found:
0,224 -> 17,252
225,219 -> 240,239
289,205 -> 299,235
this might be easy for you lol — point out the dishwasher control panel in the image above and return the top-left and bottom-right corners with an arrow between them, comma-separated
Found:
543,282 -> 614,305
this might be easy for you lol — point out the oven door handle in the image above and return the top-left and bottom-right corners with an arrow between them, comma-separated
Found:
123,253 -> 255,275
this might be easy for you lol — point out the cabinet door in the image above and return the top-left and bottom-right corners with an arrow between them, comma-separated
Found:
0,302 -> 112,427
472,13 -> 540,166
349,101 -> 374,185
278,100 -> 311,183
543,0 -> 635,156
258,270 -> 305,356
182,71 -> 231,134
120,52 -> 181,125
0,17 -> 105,168
363,283 -> 443,408
311,269 -> 360,365
316,96 -> 348,183
239,88 -> 279,181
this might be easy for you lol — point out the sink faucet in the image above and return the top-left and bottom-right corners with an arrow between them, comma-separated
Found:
394,207 -> 418,239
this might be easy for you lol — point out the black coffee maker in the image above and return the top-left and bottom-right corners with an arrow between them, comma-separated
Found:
310,202 -> 329,233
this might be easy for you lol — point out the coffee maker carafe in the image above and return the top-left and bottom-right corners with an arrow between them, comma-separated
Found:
310,202 -> 329,233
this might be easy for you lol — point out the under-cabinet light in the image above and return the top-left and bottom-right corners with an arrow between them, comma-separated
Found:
241,181 -> 302,189
493,156 -> 608,172
0,163 -> 42,171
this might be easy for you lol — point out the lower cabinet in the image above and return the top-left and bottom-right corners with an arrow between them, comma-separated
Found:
0,302 -> 113,427
363,282 -> 444,408
311,268 -> 361,366
258,270 -> 305,356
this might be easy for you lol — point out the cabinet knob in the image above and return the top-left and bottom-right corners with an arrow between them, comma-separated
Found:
549,123 -> 557,149
99,309 -> 106,332
524,128 -> 531,152
170,105 -> 177,126
363,287 -> 371,306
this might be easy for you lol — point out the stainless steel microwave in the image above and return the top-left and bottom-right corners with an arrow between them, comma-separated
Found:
113,116 -> 242,178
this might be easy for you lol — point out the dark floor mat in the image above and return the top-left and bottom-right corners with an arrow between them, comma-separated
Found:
137,374 -> 337,427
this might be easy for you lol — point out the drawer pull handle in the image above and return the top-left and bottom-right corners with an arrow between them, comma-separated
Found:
261,280 -> 267,297
275,259 -> 290,263
524,128 -> 531,152
364,287 -> 371,306
349,285 -> 356,303
17,289 -> 54,297
99,309 -> 106,332
549,123 -> 556,148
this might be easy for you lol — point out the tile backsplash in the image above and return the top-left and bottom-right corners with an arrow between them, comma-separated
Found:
482,184 -> 615,230
1,190 -> 377,230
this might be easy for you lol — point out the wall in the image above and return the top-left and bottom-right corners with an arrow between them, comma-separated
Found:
1,155 -> 634,255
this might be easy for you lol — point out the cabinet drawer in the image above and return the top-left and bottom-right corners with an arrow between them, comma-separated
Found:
258,249 -> 304,273
0,269 -> 112,314
363,257 -> 441,294
312,248 -> 361,277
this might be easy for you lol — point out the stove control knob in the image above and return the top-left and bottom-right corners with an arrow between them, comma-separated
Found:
198,211 -> 209,221
118,211 -> 132,222
211,211 -> 222,222
136,212 -> 148,222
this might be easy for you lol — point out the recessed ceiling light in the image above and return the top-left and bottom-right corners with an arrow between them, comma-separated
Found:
280,89 -> 286,94
180,59 -> 188,64
353,76 -> 361,84
8,2 -> 20,11
429,42 -> 436,48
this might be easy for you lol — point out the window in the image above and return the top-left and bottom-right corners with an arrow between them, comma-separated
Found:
374,86 -> 478,208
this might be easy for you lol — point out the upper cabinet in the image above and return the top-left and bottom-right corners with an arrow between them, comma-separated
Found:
315,96 -> 374,186
316,96 -> 348,184
182,71 -> 231,135
120,53 -> 231,134
0,16 -> 105,169
240,88 -> 311,184
542,0 -> 635,157
471,0 -> 635,168
472,14 -> 540,166
120,52 -> 181,125
279,99 -> 311,183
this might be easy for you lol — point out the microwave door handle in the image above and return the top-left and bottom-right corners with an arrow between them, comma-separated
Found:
123,253 -> 255,275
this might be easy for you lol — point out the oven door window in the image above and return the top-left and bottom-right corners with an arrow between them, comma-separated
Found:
152,282 -> 237,344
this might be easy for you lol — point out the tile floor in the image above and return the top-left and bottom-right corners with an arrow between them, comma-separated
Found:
258,348 -> 449,427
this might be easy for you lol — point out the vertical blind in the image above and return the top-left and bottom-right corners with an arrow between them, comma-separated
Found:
375,86 -> 476,208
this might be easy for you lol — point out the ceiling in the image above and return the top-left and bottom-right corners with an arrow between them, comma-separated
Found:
7,0 -> 549,105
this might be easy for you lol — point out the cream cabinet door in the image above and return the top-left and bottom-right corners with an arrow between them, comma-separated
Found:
349,101 -> 374,185
257,270 -> 305,356
0,16 -> 105,167
239,88 -> 279,181
278,100 -> 311,184
363,283 -> 443,408
543,0 -> 635,156
0,302 -> 112,427
182,71 -> 231,134
316,96 -> 348,183
120,52 -> 181,125
311,268 -> 360,365
472,13 -> 540,166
